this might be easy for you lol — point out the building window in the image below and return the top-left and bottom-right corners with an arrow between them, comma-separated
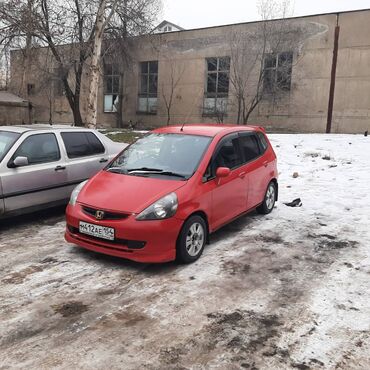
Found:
203,57 -> 230,115
27,83 -> 35,95
138,61 -> 158,114
52,67 -> 65,97
104,63 -> 120,113
263,52 -> 293,94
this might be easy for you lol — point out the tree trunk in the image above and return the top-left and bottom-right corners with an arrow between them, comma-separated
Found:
236,96 -> 242,124
85,0 -> 107,129
116,73 -> 124,128
72,103 -> 84,126
20,0 -> 34,99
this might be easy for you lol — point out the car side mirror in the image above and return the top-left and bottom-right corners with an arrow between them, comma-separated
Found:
10,156 -> 29,168
216,167 -> 231,178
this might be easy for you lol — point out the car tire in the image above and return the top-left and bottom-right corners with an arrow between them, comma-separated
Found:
176,215 -> 207,264
257,181 -> 277,215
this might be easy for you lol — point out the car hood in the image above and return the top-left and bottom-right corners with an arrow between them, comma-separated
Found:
78,171 -> 187,214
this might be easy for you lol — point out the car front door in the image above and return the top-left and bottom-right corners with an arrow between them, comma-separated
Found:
0,178 -> 4,217
204,133 -> 248,230
2,132 -> 68,214
238,132 -> 266,209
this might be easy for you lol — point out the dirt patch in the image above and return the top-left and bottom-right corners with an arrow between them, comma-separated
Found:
307,233 -> 359,251
0,327 -> 44,348
113,311 -> 148,326
159,310 -> 285,367
40,257 -> 59,264
257,234 -> 285,244
315,239 -> 358,251
52,301 -> 89,317
2,265 -> 44,284
222,260 -> 251,275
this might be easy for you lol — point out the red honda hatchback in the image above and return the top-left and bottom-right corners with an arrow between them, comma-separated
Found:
65,125 -> 278,263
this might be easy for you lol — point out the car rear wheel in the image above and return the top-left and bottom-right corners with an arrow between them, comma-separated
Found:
257,181 -> 277,214
176,215 -> 207,264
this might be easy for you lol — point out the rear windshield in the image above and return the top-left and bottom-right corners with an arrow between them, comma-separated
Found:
0,131 -> 21,163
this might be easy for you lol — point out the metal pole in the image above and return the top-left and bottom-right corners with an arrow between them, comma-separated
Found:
326,14 -> 340,133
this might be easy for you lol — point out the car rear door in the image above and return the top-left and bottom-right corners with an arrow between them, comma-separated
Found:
203,133 -> 248,230
2,132 -> 68,213
238,132 -> 266,209
60,131 -> 110,188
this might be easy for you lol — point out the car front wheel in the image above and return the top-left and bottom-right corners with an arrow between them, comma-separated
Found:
176,215 -> 207,263
257,181 -> 277,214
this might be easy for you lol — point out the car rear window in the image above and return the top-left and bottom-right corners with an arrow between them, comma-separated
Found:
61,132 -> 105,158
239,134 -> 261,162
257,132 -> 268,152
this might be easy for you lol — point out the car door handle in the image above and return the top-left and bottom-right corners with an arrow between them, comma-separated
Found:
239,171 -> 246,179
263,161 -> 268,167
55,165 -> 66,171
99,158 -> 109,163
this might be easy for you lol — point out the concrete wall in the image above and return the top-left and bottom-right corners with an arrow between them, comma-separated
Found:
7,9 -> 370,133
332,11 -> 370,133
0,104 -> 29,125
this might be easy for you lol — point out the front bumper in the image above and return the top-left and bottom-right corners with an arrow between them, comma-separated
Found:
65,203 -> 182,263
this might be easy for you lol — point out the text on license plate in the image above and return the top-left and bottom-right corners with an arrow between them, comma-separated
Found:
79,221 -> 115,241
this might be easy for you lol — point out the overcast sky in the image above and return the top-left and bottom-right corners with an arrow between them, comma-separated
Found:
162,0 -> 370,29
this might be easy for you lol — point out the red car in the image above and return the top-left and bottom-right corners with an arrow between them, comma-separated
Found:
65,125 -> 278,263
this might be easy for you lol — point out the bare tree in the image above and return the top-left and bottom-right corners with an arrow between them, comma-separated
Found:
229,0 -> 295,124
85,0 -> 120,129
161,60 -> 184,125
0,0 -> 162,127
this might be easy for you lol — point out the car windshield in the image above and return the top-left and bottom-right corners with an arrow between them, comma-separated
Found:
107,133 -> 212,180
0,131 -> 21,163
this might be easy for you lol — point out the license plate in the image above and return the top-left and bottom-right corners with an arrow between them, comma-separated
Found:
79,221 -> 115,241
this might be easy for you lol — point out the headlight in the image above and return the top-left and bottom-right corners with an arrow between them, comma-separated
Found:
69,180 -> 88,206
136,192 -> 178,221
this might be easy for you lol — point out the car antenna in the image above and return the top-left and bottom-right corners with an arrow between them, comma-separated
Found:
180,122 -> 186,132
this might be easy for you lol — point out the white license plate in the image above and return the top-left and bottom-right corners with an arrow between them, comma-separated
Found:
79,221 -> 115,241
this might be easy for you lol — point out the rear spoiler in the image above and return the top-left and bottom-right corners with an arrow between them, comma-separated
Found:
248,125 -> 266,133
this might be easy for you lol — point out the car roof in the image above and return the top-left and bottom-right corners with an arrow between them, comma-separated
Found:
0,124 -> 97,134
152,124 -> 265,137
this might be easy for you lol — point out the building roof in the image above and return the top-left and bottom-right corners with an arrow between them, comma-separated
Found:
0,91 -> 28,106
154,20 -> 185,31
152,8 -> 370,36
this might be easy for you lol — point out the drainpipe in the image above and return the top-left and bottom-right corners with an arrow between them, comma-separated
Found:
326,13 -> 340,133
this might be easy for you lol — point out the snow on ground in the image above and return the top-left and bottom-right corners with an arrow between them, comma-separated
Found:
0,134 -> 369,369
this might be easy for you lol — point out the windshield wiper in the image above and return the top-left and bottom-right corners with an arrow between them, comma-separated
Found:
149,171 -> 187,179
106,167 -> 127,174
127,167 -> 186,179
127,167 -> 164,173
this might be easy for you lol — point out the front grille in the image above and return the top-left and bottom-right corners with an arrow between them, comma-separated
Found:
67,225 -> 146,250
82,206 -> 129,220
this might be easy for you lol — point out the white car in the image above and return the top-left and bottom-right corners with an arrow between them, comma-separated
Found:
0,125 -> 126,218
